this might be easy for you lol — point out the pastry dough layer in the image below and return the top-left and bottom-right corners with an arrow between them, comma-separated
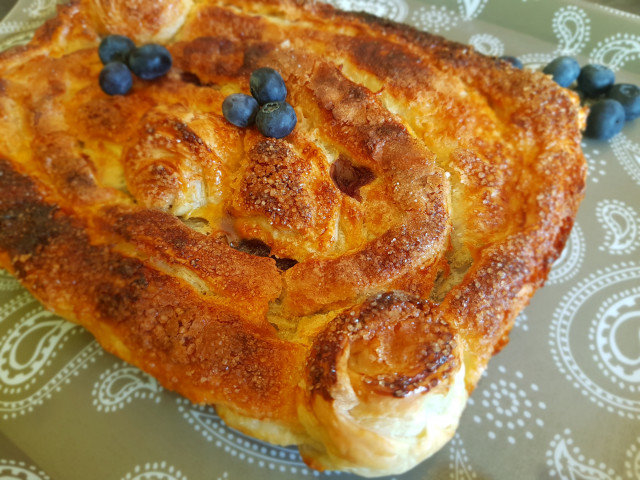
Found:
0,0 -> 586,476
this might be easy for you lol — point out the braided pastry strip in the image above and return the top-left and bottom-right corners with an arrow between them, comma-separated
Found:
0,0 -> 586,476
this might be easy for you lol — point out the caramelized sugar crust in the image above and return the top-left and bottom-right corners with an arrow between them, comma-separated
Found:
0,0 -> 586,476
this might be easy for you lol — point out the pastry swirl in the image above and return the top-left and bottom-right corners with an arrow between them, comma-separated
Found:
0,0 -> 586,476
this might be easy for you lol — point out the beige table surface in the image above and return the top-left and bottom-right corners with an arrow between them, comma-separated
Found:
583,0 -> 639,14
0,0 -> 638,19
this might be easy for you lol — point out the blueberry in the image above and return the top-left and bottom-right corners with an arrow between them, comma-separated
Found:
543,56 -> 580,88
585,99 -> 625,140
128,44 -> 172,80
99,62 -> 133,95
607,83 -> 640,121
98,35 -> 135,65
499,56 -> 523,70
256,102 -> 297,138
250,68 -> 287,105
222,93 -> 259,127
577,64 -> 615,97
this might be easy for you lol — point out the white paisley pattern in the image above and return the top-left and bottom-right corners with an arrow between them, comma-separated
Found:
411,0 -> 486,34
583,142 -> 607,184
0,19 -> 41,36
591,286 -> 640,388
410,5 -> 459,33
457,0 -> 487,20
626,437 -> 640,479
23,0 -> 57,19
323,0 -> 409,22
590,33 -> 640,71
175,399 -> 327,476
0,269 -> 20,292
596,200 -> 639,255
550,262 -> 640,419
514,311 -> 529,331
0,459 -> 50,480
611,133 -> 640,186
0,309 -> 76,389
0,340 -> 102,419
589,4 -> 640,21
448,435 -> 477,480
468,365 -> 546,444
547,223 -> 585,285
121,462 -> 188,480
92,361 -> 162,412
0,31 -> 34,51
0,0 -> 63,49
553,6 -> 591,56
468,33 -> 504,57
0,296 -> 103,419
520,6 -> 590,69
546,430 -> 621,480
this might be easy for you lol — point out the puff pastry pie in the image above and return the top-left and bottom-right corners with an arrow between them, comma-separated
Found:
0,0 -> 587,476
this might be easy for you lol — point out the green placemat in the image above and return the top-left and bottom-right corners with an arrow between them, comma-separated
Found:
0,1 -> 639,480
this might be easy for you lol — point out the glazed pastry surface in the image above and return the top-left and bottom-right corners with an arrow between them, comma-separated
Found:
0,0 -> 586,476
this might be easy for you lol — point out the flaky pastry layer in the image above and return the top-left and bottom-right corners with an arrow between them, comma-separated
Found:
0,0 -> 586,476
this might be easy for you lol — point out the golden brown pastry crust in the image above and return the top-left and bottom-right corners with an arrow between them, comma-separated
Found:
0,0 -> 586,476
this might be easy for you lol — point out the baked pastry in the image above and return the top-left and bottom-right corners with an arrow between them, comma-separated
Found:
0,0 -> 586,476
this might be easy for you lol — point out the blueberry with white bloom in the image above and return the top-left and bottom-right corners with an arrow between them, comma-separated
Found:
543,56 -> 580,88
98,35 -> 135,65
222,94 -> 259,127
577,64 -> 615,97
585,99 -> 625,140
256,101 -> 297,139
99,62 -> 133,95
128,44 -> 172,80
250,68 -> 287,105
607,83 -> 640,121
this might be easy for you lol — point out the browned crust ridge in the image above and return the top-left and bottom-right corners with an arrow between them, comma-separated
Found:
0,0 -> 586,475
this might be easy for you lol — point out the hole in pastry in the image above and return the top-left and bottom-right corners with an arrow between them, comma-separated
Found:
430,246 -> 474,302
230,238 -> 272,257
330,154 -> 375,201
229,238 -> 298,270
180,71 -> 216,88
180,217 -> 211,234
274,257 -> 298,271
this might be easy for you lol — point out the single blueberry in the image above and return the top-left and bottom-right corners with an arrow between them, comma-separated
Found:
585,99 -> 625,140
499,56 -> 523,70
577,64 -> 615,97
128,44 -> 172,80
99,62 -> 133,96
98,35 -> 135,65
250,68 -> 287,105
256,102 -> 297,139
222,93 -> 259,127
607,83 -> 640,121
543,56 -> 580,88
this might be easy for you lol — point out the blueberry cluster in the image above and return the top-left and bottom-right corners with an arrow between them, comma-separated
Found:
222,68 -> 297,139
545,59 -> 638,140
98,35 -> 172,96
501,54 -> 639,141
